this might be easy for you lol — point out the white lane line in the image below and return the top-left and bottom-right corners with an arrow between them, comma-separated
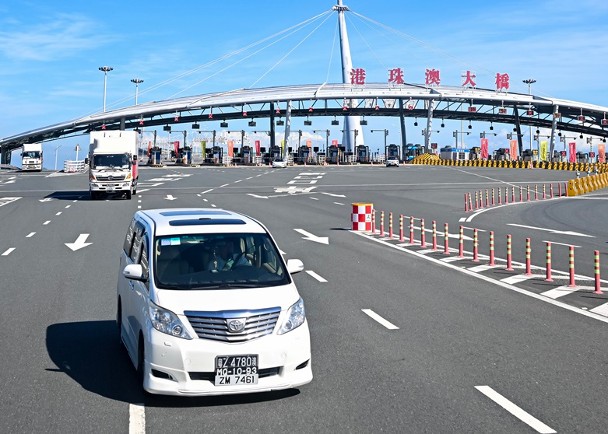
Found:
306,270 -> 327,282
361,309 -> 399,330
56,212 -> 62,216
501,274 -> 541,285
65,205 -> 71,209
475,386 -> 556,433
234,180 -> 242,183
26,232 -> 36,238
333,202 -> 345,206
310,197 -> 319,201
43,220 -> 51,225
468,264 -> 502,273
211,204 -> 217,208
590,302 -> 608,316
541,285 -> 582,299
129,403 -> 145,434
203,198 -> 208,202
2,248 -> 16,256
219,183 -> 230,188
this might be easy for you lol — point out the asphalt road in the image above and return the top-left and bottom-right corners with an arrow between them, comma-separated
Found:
1,164 -> 607,433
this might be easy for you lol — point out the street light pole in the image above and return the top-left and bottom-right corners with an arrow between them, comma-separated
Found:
99,66 -> 113,112
54,144 -> 63,171
523,79 -> 536,153
131,78 -> 144,105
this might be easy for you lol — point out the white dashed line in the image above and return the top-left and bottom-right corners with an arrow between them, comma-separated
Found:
310,197 -> 319,201
220,184 -> 229,188
65,205 -> 71,209
129,403 -> 145,434
43,221 -> 51,225
2,248 -> 16,256
361,309 -> 399,330
475,386 -> 555,433
305,270 -> 327,282
26,232 -> 36,238
333,202 -> 345,206
56,212 -> 62,216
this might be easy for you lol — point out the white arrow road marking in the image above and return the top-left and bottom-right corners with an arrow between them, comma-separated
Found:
165,195 -> 177,201
294,229 -> 329,245
65,234 -> 92,251
507,223 -> 594,238
475,386 -> 556,433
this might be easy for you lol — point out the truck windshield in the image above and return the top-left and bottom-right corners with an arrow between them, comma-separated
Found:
23,151 -> 41,158
92,154 -> 130,169
154,233 -> 290,290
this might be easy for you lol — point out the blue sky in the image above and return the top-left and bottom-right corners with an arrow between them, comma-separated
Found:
1,0 -> 607,166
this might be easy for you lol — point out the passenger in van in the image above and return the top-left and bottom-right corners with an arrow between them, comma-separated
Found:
207,238 -> 251,271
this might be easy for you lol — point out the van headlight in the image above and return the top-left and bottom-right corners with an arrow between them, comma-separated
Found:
148,301 -> 193,339
277,298 -> 306,335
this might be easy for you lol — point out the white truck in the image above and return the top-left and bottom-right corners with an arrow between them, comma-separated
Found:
21,143 -> 43,171
87,130 -> 139,200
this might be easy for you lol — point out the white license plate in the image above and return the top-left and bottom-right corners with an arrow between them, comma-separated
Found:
215,355 -> 258,386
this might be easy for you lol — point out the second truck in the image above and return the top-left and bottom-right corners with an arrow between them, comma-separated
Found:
87,130 -> 139,200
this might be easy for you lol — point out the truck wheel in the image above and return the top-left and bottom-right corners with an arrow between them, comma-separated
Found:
126,190 -> 132,200
90,191 -> 96,200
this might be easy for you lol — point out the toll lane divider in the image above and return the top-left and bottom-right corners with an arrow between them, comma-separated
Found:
357,205 -> 607,310
465,183 -> 565,212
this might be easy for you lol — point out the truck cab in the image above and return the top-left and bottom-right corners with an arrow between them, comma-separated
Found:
21,143 -> 43,171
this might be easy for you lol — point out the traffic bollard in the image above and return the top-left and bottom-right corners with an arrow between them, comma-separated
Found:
389,212 -> 393,239
443,223 -> 449,255
399,214 -> 404,242
489,231 -> 495,265
409,216 -> 415,245
473,228 -> 479,262
594,250 -> 602,294
545,242 -> 553,282
506,234 -> 514,271
569,245 -> 576,288
525,238 -> 532,275
420,218 -> 426,248
459,225 -> 464,258
432,220 -> 437,251
380,211 -> 384,237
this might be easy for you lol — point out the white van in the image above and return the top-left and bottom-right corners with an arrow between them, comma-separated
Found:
117,208 -> 312,396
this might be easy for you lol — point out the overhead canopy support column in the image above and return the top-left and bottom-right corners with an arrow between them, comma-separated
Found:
269,102 -> 276,151
513,106 -> 523,157
399,99 -> 407,154
425,99 -> 436,149
283,100 -> 292,159
549,104 -> 559,158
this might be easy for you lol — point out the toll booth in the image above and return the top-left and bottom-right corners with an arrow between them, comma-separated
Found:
269,146 -> 281,161
176,146 -> 192,165
328,145 -> 340,164
356,145 -> 370,163
469,146 -> 481,160
297,146 -> 311,164
440,146 -> 455,160
148,146 -> 162,166
387,144 -> 400,160
576,152 -> 589,163
494,148 -> 509,161
211,146 -> 223,165
404,144 -> 422,162
239,146 -> 252,164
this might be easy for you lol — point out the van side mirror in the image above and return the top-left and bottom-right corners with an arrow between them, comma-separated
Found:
123,263 -> 147,281
84,157 -> 89,165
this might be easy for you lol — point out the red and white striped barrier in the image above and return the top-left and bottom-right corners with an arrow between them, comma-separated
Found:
351,203 -> 373,231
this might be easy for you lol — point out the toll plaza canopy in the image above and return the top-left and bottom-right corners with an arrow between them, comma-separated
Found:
1,82 -> 607,156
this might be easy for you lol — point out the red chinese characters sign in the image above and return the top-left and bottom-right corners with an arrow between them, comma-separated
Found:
425,68 -> 441,86
461,70 -> 477,88
350,68 -> 366,85
495,73 -> 510,91
388,68 -> 404,85
480,138 -> 489,160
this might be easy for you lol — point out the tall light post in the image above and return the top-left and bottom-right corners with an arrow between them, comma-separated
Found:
99,66 -> 113,112
54,144 -> 63,171
523,78 -> 536,152
131,78 -> 144,105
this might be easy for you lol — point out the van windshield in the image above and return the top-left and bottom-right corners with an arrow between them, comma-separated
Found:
153,233 -> 290,290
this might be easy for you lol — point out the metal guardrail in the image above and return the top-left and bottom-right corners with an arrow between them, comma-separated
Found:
64,160 -> 86,173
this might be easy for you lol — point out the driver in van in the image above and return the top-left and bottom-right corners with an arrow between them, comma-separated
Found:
207,238 -> 251,271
